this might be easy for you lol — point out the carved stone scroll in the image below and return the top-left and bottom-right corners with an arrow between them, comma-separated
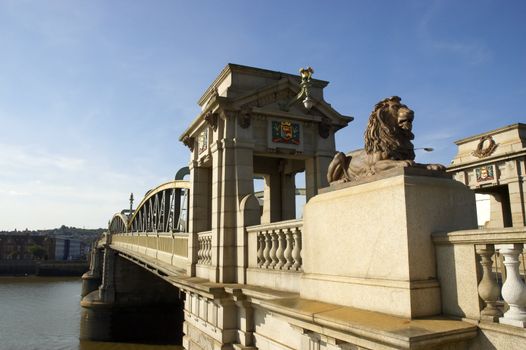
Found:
238,109 -> 251,129
318,117 -> 331,139
204,112 -> 218,131
182,135 -> 195,151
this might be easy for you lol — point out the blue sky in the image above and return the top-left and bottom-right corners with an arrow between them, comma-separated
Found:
0,0 -> 524,230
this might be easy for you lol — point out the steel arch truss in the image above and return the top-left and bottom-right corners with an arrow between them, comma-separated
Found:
129,180 -> 190,233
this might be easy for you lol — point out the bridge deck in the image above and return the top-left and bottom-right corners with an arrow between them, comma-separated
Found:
111,244 -> 187,278
111,242 -> 477,349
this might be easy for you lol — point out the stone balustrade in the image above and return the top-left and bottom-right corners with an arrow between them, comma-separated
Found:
433,227 -> 526,328
111,232 -> 188,271
196,231 -> 212,265
247,219 -> 303,272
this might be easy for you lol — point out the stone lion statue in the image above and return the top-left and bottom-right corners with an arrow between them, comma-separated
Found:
327,96 -> 445,184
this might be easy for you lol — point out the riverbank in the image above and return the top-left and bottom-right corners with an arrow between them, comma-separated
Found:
0,260 -> 89,276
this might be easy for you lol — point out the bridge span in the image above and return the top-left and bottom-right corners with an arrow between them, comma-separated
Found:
81,64 -> 526,350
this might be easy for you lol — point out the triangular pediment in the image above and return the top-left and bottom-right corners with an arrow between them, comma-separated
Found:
228,77 -> 352,128
180,64 -> 353,142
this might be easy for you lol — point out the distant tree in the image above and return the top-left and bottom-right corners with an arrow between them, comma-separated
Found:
28,244 -> 47,260
8,251 -> 20,259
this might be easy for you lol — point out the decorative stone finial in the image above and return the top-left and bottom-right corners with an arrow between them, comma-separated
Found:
299,67 -> 314,81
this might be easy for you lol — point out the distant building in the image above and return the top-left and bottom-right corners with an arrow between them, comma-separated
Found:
0,234 -> 86,261
0,234 -> 54,260
448,123 -> 526,228
54,236 -> 84,260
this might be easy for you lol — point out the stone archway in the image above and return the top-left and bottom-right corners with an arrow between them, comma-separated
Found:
448,123 -> 526,228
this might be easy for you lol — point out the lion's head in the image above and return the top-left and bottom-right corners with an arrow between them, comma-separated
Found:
364,96 -> 416,161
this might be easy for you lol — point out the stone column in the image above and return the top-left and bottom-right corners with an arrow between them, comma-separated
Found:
213,132 -> 255,283
188,161 -> 211,276
210,138 -> 223,282
487,193 -> 506,228
217,138 -> 239,282
508,181 -> 526,227
261,172 -> 282,224
234,138 -> 257,284
260,174 -> 271,224
305,155 -> 332,201
281,171 -> 296,220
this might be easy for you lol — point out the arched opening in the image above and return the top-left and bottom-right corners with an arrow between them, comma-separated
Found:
475,185 -> 513,228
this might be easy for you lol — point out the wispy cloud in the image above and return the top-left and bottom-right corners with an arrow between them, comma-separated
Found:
417,1 -> 493,65
0,144 -> 85,174
1,0 -> 102,48
0,141 -> 165,230
0,189 -> 30,197
431,41 -> 492,65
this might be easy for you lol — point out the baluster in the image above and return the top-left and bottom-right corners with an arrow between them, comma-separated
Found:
276,229 -> 286,269
257,232 -> 264,267
269,231 -> 279,269
283,228 -> 294,270
499,244 -> 526,327
263,231 -> 271,268
206,236 -> 212,265
476,245 -> 503,320
203,236 -> 208,264
202,236 -> 207,264
197,236 -> 203,264
292,227 -> 302,271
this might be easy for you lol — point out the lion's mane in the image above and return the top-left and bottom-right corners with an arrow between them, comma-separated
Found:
363,96 -> 415,161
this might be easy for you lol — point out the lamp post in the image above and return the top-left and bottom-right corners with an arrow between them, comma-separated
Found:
129,193 -> 134,214
282,67 -> 315,111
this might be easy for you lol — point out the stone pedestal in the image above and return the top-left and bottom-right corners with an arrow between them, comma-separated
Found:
300,168 -> 478,318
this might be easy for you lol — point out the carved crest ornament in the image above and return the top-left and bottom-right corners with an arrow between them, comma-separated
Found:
472,135 -> 498,158
272,120 -> 300,145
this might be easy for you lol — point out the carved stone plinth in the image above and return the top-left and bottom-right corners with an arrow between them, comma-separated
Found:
301,168 -> 477,318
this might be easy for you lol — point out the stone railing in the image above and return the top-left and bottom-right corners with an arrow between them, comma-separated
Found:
197,231 -> 212,265
433,227 -> 526,328
247,219 -> 303,271
111,232 -> 188,270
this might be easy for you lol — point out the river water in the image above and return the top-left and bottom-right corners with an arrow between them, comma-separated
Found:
0,276 -> 182,350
